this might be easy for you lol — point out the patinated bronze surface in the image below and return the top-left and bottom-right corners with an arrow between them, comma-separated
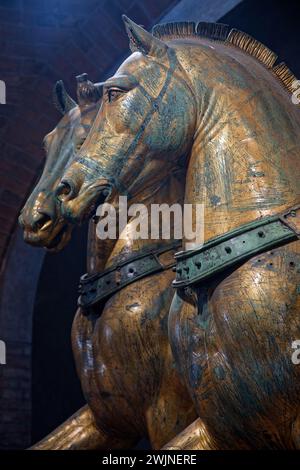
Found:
19,75 -> 101,253
20,75 -> 196,449
57,18 -> 300,448
78,241 -> 180,309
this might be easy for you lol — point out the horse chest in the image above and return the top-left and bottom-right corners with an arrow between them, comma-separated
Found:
72,283 -> 171,418
75,313 -> 158,385
170,244 -> 300,447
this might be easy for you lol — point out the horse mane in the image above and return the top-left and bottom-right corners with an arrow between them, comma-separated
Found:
152,22 -> 298,96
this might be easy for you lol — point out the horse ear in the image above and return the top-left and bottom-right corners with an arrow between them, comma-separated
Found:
53,80 -> 77,115
122,15 -> 168,58
76,73 -> 102,107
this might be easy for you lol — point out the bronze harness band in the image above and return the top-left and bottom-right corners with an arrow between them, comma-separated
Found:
78,240 -> 181,311
78,205 -> 299,310
173,204 -> 300,289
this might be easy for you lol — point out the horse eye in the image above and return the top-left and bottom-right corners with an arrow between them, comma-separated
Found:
107,88 -> 123,103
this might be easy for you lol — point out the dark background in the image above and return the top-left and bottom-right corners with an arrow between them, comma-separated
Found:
32,224 -> 87,443
0,0 -> 299,449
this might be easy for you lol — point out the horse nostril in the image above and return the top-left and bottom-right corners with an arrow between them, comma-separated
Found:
56,180 -> 77,201
34,212 -> 52,232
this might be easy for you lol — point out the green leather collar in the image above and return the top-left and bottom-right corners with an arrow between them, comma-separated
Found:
173,205 -> 300,289
78,241 -> 181,312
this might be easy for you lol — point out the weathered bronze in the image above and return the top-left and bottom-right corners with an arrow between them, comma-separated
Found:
173,205 -> 300,288
20,75 -> 196,449
19,75 -> 101,252
78,241 -> 180,310
58,17 -> 300,448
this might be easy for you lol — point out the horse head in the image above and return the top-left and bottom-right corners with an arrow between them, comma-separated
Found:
57,17 -> 196,224
57,16 -> 300,244
19,75 -> 101,251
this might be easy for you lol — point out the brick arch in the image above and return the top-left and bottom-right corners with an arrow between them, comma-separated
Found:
0,0 -> 181,448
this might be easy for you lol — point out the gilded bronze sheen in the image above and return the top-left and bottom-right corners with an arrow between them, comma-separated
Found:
20,17 -> 300,449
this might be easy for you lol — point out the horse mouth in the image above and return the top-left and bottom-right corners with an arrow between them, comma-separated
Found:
23,223 -> 72,252
45,224 -> 72,252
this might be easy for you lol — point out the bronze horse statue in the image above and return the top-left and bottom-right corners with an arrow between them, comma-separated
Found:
19,74 -> 196,449
58,17 -> 300,449
20,75 -> 101,252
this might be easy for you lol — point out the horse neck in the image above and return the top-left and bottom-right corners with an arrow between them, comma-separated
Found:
86,221 -> 117,274
179,40 -> 300,243
129,166 -> 185,207
104,167 -> 186,268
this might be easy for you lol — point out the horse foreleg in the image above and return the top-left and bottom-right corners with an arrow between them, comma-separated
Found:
161,418 -> 216,450
30,404 -> 135,450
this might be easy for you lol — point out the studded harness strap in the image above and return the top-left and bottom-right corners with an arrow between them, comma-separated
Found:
173,205 -> 300,289
78,241 -> 181,312
78,206 -> 299,312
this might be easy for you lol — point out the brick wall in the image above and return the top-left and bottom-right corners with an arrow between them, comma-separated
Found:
0,0 -> 180,449
0,341 -> 31,448
0,0 -> 179,271
0,225 -> 44,449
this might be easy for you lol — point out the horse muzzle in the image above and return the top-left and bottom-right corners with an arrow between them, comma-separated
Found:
19,206 -> 72,252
